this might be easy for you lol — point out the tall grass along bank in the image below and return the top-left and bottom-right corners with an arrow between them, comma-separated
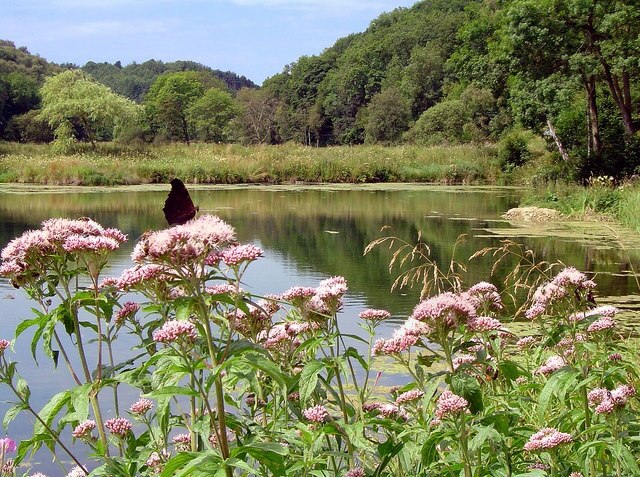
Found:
0,142 -> 500,186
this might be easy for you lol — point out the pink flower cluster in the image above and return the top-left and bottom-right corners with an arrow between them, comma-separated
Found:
221,244 -> 263,266
173,433 -> 192,451
72,420 -> 96,438
516,336 -> 537,349
526,267 -> 596,319
0,218 -> 127,284
377,403 -> 409,420
536,355 -> 566,375
115,301 -> 140,325
0,339 -> 10,354
411,291 -> 477,333
587,316 -> 616,333
453,353 -> 476,370
131,215 -> 236,265
467,316 -> 503,332
114,264 -> 168,291
153,320 -> 198,344
464,282 -> 504,311
344,468 -> 365,477
395,389 -> 424,405
130,397 -> 154,415
105,417 -> 132,437
359,308 -> 391,321
435,390 -> 469,419
588,384 -> 635,414
524,427 -> 572,451
303,405 -> 328,423
569,305 -> 618,322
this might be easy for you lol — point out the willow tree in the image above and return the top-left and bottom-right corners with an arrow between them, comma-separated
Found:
39,70 -> 141,152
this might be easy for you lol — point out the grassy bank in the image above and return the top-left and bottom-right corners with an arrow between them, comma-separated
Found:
0,142 -> 500,185
521,179 -> 640,232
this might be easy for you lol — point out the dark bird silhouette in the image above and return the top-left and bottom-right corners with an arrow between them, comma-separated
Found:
163,178 -> 198,225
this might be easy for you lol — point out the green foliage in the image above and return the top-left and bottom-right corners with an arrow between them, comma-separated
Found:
144,71 -> 205,143
82,59 -> 256,103
405,100 -> 469,145
38,70 -> 142,153
364,87 -> 411,145
498,130 -> 531,170
4,109 -> 53,143
187,88 -> 238,143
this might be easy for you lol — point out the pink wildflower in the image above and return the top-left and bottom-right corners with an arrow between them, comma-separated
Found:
221,244 -> 263,266
515,337 -> 538,350
435,390 -> 469,419
173,433 -> 191,451
536,355 -> 566,375
377,403 -> 409,420
280,286 -> 316,303
105,417 -> 132,437
411,292 -> 476,332
395,389 -> 424,405
62,235 -> 121,253
205,284 -> 238,295
0,339 -> 10,353
467,316 -> 503,332
72,420 -> 96,438
116,264 -> 168,290
453,353 -> 476,370
131,215 -> 235,265
569,473 -> 583,477
146,450 -> 169,470
465,282 -> 503,310
115,302 -> 140,325
524,427 -> 572,451
303,405 -> 329,423
608,353 -> 622,361
371,334 -> 418,356
0,437 -> 16,453
362,402 -> 381,412
359,309 -> 391,321
587,317 -> 616,333
130,397 -> 154,415
344,468 -> 365,477
153,320 -> 198,343
526,267 -> 596,319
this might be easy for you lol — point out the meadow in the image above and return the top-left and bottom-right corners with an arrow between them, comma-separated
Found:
0,142 -> 500,186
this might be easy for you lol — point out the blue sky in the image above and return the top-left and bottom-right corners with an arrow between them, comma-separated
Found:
2,0 -> 418,85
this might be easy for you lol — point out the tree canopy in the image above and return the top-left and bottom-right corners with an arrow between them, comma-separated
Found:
38,70 -> 142,151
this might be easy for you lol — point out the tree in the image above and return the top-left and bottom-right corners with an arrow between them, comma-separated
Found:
364,87 -> 411,144
144,71 -> 204,143
187,87 -> 238,142
38,70 -> 141,152
233,88 -> 278,144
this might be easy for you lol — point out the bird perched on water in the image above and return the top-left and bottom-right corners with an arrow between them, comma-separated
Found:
163,178 -> 199,225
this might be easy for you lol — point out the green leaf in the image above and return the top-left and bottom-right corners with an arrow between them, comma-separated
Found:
468,424 -> 501,451
145,386 -> 199,398
299,360 -> 325,406
537,368 -> 579,421
33,390 -> 70,436
3,403 -> 27,431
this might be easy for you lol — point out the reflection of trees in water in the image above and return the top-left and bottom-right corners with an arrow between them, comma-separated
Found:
0,187 -> 638,315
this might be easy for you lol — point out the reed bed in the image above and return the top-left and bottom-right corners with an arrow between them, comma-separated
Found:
0,142 -> 500,185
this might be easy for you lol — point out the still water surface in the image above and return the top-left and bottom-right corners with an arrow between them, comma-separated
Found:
0,184 -> 638,473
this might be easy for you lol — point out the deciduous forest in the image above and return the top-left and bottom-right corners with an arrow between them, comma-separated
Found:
0,0 -> 638,181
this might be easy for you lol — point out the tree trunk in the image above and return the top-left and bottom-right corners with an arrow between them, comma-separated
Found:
585,74 -> 601,156
600,60 -> 636,135
547,118 -> 570,161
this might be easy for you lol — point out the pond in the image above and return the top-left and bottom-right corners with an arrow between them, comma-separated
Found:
0,183 -> 639,474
